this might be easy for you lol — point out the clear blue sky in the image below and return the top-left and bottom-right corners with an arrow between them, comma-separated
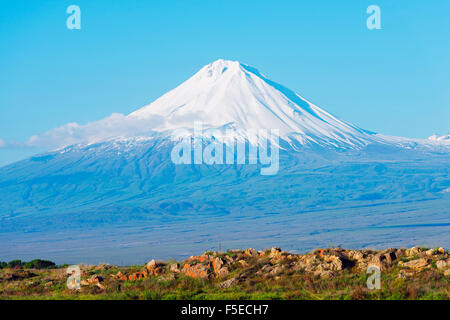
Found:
1,0 -> 449,166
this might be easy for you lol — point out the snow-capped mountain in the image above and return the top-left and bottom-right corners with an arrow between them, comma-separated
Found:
10,59 -> 448,153
0,60 -> 449,264
128,59 -> 374,149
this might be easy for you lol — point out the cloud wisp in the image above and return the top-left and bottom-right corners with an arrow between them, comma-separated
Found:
0,113 -> 165,150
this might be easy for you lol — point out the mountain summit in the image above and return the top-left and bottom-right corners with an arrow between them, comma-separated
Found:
129,59 -> 374,149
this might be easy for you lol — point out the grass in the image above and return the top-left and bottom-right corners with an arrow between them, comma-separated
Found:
1,267 -> 448,300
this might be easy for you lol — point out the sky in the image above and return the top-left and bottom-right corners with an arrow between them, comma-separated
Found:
0,0 -> 449,166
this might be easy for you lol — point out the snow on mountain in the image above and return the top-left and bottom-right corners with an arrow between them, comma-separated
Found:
5,59 -> 447,153
428,134 -> 450,142
124,59 -> 448,152
129,59 -> 375,149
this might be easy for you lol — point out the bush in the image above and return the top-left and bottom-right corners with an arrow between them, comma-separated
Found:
7,259 -> 23,268
23,259 -> 56,269
2,259 -> 56,269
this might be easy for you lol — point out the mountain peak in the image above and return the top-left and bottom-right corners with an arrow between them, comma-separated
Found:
205,58 -> 241,69
194,59 -> 247,80
128,60 -> 374,148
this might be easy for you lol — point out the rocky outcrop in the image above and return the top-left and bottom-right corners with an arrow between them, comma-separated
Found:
110,246 -> 448,284
146,259 -> 166,275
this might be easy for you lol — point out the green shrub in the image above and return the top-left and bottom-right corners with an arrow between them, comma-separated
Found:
7,259 -> 23,268
23,259 -> 56,269
3,259 -> 56,269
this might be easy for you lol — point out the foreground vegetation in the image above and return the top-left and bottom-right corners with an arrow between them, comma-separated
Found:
1,246 -> 449,300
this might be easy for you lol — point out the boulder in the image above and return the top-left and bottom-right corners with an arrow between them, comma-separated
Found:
347,250 -> 365,262
181,263 -> 210,279
88,275 -> 104,285
325,255 -> 342,270
146,259 -> 166,269
212,257 -> 224,274
169,263 -> 180,273
406,247 -> 422,257
318,254 -> 355,272
436,259 -> 449,270
218,278 -> 238,289
369,254 -> 388,270
146,259 -> 157,269
244,248 -> 258,257
268,247 -> 282,258
300,254 -> 319,272
146,259 -> 166,275
399,258 -> 429,270
384,251 -> 397,264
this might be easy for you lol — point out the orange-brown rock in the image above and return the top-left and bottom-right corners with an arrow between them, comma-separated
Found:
212,257 -> 224,274
244,248 -> 257,257
140,270 -> 149,278
181,263 -> 210,279
169,263 -> 180,273
128,272 -> 142,281
188,255 -> 211,263
146,259 -> 165,275
268,247 -> 282,258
